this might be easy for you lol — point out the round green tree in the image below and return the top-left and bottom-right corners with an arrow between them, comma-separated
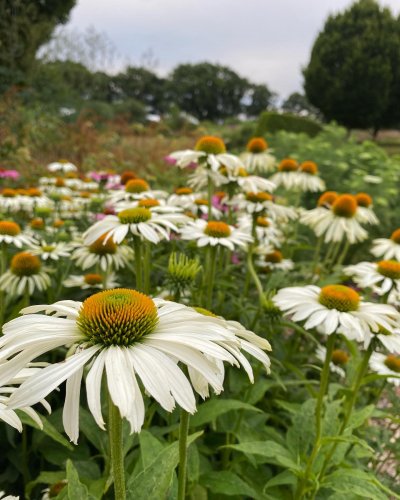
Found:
303,0 -> 400,132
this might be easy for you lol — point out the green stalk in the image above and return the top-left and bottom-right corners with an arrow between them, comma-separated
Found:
205,246 -> 217,309
0,242 -> 7,327
335,240 -> 350,267
132,235 -> 143,291
295,333 -> 336,499
317,341 -> 375,482
311,236 -> 323,274
143,241 -> 151,294
108,395 -> 126,500
177,409 -> 190,500
207,175 -> 214,220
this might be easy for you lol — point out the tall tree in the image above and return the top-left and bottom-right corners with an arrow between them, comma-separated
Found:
169,62 -> 249,121
303,0 -> 400,132
0,0 -> 76,90
282,92 -> 320,118
245,84 -> 275,117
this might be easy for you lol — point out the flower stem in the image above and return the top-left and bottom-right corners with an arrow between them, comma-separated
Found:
108,395 -> 126,500
295,333 -> 336,499
207,175 -> 214,220
317,341 -> 374,483
143,241 -> 151,294
177,409 -> 190,500
205,246 -> 217,309
132,235 -> 143,291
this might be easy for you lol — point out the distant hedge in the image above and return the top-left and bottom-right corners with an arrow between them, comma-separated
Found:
256,112 -> 322,137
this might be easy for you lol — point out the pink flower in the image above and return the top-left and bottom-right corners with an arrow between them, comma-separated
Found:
164,156 -> 177,166
0,169 -> 20,180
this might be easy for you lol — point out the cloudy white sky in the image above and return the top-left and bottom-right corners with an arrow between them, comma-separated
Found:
65,0 -> 400,99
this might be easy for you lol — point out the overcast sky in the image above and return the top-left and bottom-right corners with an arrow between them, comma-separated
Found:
65,0 -> 400,99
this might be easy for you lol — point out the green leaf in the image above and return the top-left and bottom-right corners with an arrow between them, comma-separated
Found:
19,412 -> 73,450
348,404 -> 375,429
189,399 -> 261,427
79,408 -> 108,456
222,440 -> 300,471
126,431 -> 202,500
320,434 -> 373,454
200,471 -> 259,498
139,430 -> 165,469
322,468 -> 399,500
264,470 -> 297,490
66,460 -> 92,500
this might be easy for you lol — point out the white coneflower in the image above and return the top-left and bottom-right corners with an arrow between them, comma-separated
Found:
273,284 -> 399,342
371,228 -> 400,261
167,187 -> 197,209
315,345 -> 349,378
237,214 -> 284,248
255,248 -> 294,272
108,179 -> 167,204
170,136 -> 242,173
47,160 -> 77,173
354,193 -> 379,225
344,260 -> 400,299
0,490 -> 19,500
270,158 -> 302,190
300,191 -> 338,229
0,189 -> 22,212
188,167 -> 228,190
0,252 -> 51,296
240,137 -> 276,174
369,353 -> 400,386
296,161 -> 325,192
306,194 -> 368,244
189,197 -> 222,219
1,290 -> 268,442
83,206 -> 189,245
236,192 -> 298,223
71,235 -> 133,272
29,241 -> 71,261
0,221 -> 37,248
364,326 -> 400,353
180,219 -> 253,251
63,273 -> 119,290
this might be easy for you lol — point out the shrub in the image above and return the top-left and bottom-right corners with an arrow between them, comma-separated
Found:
257,111 -> 322,137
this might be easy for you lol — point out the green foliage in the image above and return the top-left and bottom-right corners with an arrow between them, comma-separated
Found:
257,111 -> 323,137
304,0 -> 400,131
0,0 -> 76,91
169,62 -> 250,121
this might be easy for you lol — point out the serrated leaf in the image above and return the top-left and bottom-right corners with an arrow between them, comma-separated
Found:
200,471 -> 259,498
126,431 -> 202,499
189,399 -> 261,427
264,470 -> 297,490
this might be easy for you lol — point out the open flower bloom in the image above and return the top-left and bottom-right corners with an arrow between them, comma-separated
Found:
371,228 -> 400,261
83,205 -> 189,245
235,192 -> 298,222
237,214 -> 284,248
108,178 -> 167,204
364,326 -> 400,353
47,160 -> 77,173
29,241 -> 71,261
169,136 -> 243,173
344,260 -> 400,302
270,158 -> 302,190
167,187 -> 197,209
63,272 -> 120,290
0,251 -> 51,297
255,248 -> 294,272
296,161 -> 325,192
240,137 -> 276,174
354,193 -> 378,225
315,345 -> 349,378
1,290 -> 269,443
0,220 -> 37,248
369,353 -> 400,386
71,235 -> 133,271
303,194 -> 368,244
273,284 -> 400,342
180,219 -> 253,250
0,491 -> 19,500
